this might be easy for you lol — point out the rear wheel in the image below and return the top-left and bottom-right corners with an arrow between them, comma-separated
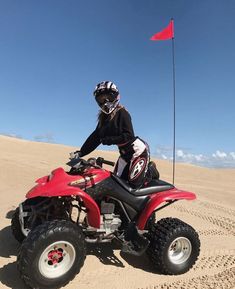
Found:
146,217 -> 200,275
18,220 -> 86,289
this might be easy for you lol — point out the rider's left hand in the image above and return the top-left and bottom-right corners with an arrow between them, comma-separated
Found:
69,150 -> 81,159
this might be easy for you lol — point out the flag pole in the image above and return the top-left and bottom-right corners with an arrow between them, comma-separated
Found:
150,18 -> 176,184
171,19 -> 176,185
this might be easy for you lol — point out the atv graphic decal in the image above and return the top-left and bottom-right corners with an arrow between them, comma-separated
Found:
70,175 -> 98,187
129,158 -> 146,180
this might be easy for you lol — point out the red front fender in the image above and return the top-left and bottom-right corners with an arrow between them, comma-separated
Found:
27,186 -> 100,229
137,188 -> 196,230
71,189 -> 101,229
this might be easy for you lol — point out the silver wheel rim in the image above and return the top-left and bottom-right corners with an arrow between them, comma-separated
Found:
38,241 -> 76,279
168,237 -> 192,264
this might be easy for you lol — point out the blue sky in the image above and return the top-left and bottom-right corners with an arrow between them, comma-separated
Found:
0,0 -> 235,167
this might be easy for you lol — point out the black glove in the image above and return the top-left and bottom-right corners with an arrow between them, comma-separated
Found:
69,150 -> 81,159
101,137 -> 113,145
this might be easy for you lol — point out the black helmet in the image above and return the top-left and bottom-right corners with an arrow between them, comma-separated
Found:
93,81 -> 120,114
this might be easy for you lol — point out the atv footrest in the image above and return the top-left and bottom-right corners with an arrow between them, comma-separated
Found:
121,236 -> 149,256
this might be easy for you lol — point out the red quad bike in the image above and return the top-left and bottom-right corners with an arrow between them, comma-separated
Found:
12,156 -> 200,289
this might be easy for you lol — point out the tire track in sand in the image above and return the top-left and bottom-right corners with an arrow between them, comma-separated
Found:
197,200 -> 235,218
77,251 -> 235,281
193,252 -> 235,270
197,229 -> 231,236
73,251 -> 235,289
139,267 -> 235,289
173,205 -> 235,235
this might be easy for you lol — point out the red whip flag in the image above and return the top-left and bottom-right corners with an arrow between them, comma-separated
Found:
150,19 -> 174,41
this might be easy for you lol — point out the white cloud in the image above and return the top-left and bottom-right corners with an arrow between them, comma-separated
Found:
212,150 -> 227,159
161,154 -> 168,160
230,152 -> 235,160
155,146 -> 235,168
176,150 -> 206,163
195,154 -> 204,161
176,150 -> 184,158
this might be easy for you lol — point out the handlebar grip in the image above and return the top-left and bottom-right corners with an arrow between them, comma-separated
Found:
102,159 -> 115,167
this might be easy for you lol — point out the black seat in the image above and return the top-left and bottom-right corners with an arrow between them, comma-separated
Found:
111,174 -> 174,196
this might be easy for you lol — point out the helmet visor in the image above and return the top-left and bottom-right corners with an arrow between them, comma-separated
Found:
95,93 -> 116,106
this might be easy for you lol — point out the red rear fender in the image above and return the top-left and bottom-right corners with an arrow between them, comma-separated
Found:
137,188 -> 196,230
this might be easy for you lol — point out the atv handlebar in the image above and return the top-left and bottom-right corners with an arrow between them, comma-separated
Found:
96,157 -> 115,167
66,156 -> 115,169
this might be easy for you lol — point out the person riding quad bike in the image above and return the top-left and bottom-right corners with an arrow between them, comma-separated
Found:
73,80 -> 150,189
71,80 -> 152,253
11,83 -> 200,289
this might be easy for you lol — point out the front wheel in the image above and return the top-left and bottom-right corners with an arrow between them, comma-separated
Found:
17,220 -> 86,289
146,217 -> 200,275
11,207 -> 26,243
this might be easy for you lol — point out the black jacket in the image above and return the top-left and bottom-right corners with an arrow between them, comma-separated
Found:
80,107 -> 135,157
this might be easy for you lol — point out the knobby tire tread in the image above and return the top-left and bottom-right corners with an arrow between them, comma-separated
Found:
146,217 -> 200,275
18,220 -> 86,289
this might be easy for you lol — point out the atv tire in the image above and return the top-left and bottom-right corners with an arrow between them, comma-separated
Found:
17,220 -> 86,289
11,207 -> 26,243
11,198 -> 45,243
146,217 -> 200,275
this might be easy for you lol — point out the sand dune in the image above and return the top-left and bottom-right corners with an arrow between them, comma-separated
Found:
0,135 -> 234,289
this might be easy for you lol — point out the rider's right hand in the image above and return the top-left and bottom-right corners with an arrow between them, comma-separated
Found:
69,150 -> 81,159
